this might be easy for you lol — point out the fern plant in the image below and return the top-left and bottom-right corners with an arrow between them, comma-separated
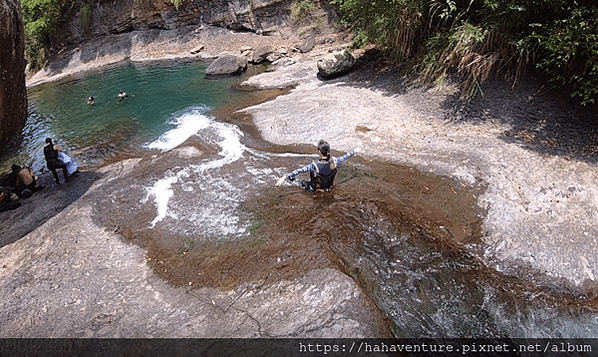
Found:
171,0 -> 185,10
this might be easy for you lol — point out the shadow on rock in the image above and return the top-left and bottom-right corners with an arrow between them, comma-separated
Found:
0,170 -> 101,248
442,76 -> 598,164
342,48 -> 598,165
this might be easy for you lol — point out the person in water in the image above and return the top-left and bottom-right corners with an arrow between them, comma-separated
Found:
87,96 -> 95,105
118,90 -> 129,102
44,138 -> 69,184
275,140 -> 358,191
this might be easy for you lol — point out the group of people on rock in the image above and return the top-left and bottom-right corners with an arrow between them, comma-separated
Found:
0,137 -> 78,212
2,89 -> 129,212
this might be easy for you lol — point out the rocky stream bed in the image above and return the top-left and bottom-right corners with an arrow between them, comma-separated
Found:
1,26 -> 598,339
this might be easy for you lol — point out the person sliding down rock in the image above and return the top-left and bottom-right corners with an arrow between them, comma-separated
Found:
275,140 -> 359,192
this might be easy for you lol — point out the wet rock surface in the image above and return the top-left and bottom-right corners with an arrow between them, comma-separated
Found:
242,49 -> 598,296
0,159 -> 390,337
4,27 -> 598,338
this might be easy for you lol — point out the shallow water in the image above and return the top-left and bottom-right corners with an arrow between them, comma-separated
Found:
15,61 -> 598,338
2,60 -> 253,173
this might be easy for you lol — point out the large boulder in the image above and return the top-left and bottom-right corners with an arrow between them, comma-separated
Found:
205,54 -> 248,76
0,0 -> 28,154
252,46 -> 275,64
297,37 -> 316,53
317,50 -> 356,79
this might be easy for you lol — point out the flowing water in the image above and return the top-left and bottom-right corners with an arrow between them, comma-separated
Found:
10,60 -> 598,339
3,60 -> 254,173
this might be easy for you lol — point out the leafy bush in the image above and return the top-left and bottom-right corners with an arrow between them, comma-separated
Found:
291,0 -> 325,35
332,0 -> 598,105
79,4 -> 92,33
533,6 -> 598,105
291,0 -> 317,25
21,0 -> 73,70
291,0 -> 324,35
332,0 -> 426,60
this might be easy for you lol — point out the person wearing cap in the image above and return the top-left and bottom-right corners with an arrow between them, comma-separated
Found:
275,140 -> 358,192
44,138 -> 69,184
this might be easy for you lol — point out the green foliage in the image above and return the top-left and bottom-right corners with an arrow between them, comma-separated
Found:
331,0 -> 425,59
349,30 -> 369,49
79,4 -> 92,33
291,0 -> 317,24
534,6 -> 598,105
24,31 -> 47,71
333,0 -> 598,105
21,0 -> 73,70
171,0 -> 185,10
291,0 -> 324,35
291,0 -> 322,34
414,23 -> 488,97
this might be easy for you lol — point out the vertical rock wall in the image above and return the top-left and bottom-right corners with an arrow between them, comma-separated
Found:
0,0 -> 28,154
60,0 -> 297,47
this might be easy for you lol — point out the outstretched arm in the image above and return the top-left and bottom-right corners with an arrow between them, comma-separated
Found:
275,162 -> 316,187
275,148 -> 360,187
333,148 -> 359,166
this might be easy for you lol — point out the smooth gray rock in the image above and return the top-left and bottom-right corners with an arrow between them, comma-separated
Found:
205,54 -> 248,76
0,159 -> 387,337
298,37 -> 316,53
317,50 -> 355,79
252,46 -> 275,64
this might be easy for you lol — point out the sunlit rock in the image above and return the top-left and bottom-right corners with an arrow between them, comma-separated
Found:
205,54 -> 247,76
317,50 -> 355,79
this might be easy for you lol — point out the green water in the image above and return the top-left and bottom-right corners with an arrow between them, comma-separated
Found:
4,60 -> 254,173
5,58 -> 597,340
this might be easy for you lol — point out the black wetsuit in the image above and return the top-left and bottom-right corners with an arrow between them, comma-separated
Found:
286,151 -> 356,191
309,158 -> 337,190
44,144 -> 68,184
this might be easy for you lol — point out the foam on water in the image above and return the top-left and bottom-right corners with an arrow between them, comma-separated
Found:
144,174 -> 178,226
143,109 -> 319,234
146,106 -> 211,151
144,112 -> 249,234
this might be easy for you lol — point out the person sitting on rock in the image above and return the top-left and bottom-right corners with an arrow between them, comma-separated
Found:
11,164 -> 43,198
44,138 -> 69,184
275,140 -> 358,192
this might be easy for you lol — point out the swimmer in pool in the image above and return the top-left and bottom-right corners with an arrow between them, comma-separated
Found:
118,90 -> 130,102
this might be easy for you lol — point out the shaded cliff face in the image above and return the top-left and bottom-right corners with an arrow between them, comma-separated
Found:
60,0 -> 301,46
0,0 -> 28,154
